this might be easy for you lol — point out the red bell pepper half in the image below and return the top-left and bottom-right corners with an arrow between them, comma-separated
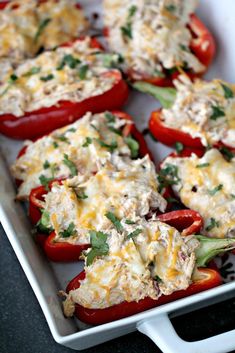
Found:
66,268 -> 221,325
27,111 -> 153,261
65,209 -> 220,325
105,14 -> 215,87
148,110 -> 235,151
0,38 -> 129,140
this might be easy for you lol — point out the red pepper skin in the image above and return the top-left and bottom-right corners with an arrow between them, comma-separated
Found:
157,209 -> 203,236
104,14 -> 215,87
0,36 -> 129,140
149,110 -> 235,151
66,268 -> 221,325
44,232 -> 89,262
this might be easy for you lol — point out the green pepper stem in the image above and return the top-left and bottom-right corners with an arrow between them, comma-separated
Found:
133,81 -> 176,108
195,235 -> 235,267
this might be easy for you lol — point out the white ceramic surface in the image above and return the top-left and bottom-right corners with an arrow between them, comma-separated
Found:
1,1 -> 235,352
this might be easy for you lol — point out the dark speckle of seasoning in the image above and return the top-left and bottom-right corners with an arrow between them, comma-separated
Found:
191,186 -> 197,192
92,12 -> 99,20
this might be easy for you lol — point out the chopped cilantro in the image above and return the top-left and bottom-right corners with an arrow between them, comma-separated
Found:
175,142 -> 184,154
96,139 -> 118,152
75,189 -> 88,200
43,160 -> 50,169
36,210 -> 53,234
210,105 -> 225,120
221,83 -> 234,99
8,74 -> 18,84
34,18 -> 51,43
231,194 -> 235,199
78,64 -> 89,80
206,218 -> 219,231
40,74 -> 54,82
59,222 -> 76,238
125,219 -> 135,225
165,4 -> 176,12
56,134 -> 69,144
105,111 -> 116,123
154,275 -> 162,282
57,54 -> 81,70
120,5 -> 137,40
219,146 -> 234,162
23,67 -> 41,77
158,164 -> 180,192
67,128 -> 76,133
196,163 -> 210,168
82,137 -> 93,147
39,175 -> 53,191
86,231 -> 109,266
179,44 -> 190,52
53,141 -> 59,148
62,154 -> 77,176
127,228 -> 142,239
208,184 -> 223,196
125,136 -> 139,158
105,212 -> 123,232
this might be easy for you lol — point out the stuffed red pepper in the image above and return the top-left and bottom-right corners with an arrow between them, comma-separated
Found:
62,214 -> 235,324
159,148 -> 235,239
103,0 -> 215,86
145,76 -> 235,150
11,111 -> 150,201
28,153 -> 168,261
0,37 -> 128,139
0,0 -> 89,66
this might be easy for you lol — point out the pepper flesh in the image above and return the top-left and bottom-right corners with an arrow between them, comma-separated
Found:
149,110 -> 235,151
0,39 -> 129,140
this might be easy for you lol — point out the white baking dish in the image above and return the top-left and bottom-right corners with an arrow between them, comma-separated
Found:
1,1 -> 235,352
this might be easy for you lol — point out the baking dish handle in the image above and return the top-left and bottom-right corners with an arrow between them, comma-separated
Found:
137,313 -> 235,353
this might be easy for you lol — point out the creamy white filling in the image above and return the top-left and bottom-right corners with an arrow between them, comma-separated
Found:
162,149 -> 235,238
0,38 -> 118,116
63,219 -> 198,312
11,111 -> 132,200
103,0 -> 204,78
162,76 -> 235,147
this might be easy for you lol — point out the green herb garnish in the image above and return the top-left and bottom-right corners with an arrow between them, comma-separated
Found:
208,184 -> 223,196
75,189 -> 88,200
59,222 -> 76,238
36,210 -> 53,234
127,228 -> 142,239
105,111 -> 116,123
158,164 -> 179,192
39,175 -> 53,191
105,212 -> 123,232
221,83 -> 234,99
86,231 -> 109,266
43,160 -> 50,169
62,154 -> 77,176
82,137 -> 93,147
205,218 -> 220,231
125,136 -> 139,158
125,219 -> 136,225
56,134 -> 69,144
78,64 -> 89,80
196,163 -> 210,168
40,74 -> 54,82
23,67 -> 41,77
53,141 -> 59,148
57,54 -> 81,70
34,18 -> 51,43
96,139 -> 118,152
165,4 -> 176,12
8,74 -> 18,84
120,5 -> 137,40
175,142 -> 184,154
219,146 -> 234,162
210,105 -> 225,120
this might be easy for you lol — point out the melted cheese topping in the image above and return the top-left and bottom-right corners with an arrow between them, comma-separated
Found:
162,76 -> 235,147
103,0 -> 204,79
162,149 -> 235,238
11,111 -> 133,200
0,0 -> 89,63
44,156 -> 167,244
0,37 -> 119,116
63,219 -> 198,311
